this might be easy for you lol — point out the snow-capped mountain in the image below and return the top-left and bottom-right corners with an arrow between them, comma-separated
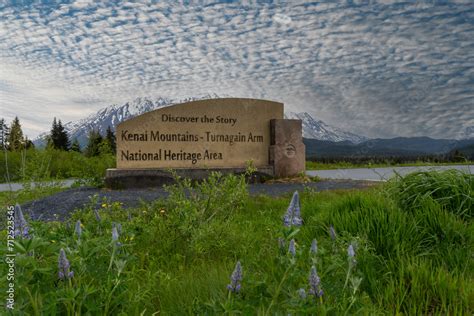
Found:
34,96 -> 368,147
285,112 -> 368,144
34,94 -> 221,147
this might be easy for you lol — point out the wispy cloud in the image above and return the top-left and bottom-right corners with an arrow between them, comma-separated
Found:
1,1 -> 473,139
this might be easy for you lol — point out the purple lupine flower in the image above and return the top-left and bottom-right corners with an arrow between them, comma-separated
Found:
348,243 -> 357,265
329,225 -> 336,241
14,204 -> 30,239
117,223 -> 122,235
111,226 -> 123,247
74,220 -> 82,238
288,239 -> 296,257
310,239 -> 318,255
112,226 -> 119,241
308,266 -> 323,298
227,261 -> 242,293
283,192 -> 296,227
58,248 -> 74,280
291,191 -> 303,226
348,244 -> 355,258
93,209 -> 101,222
283,191 -> 303,227
283,212 -> 292,227
292,215 -> 303,226
298,288 -> 307,299
113,222 -> 122,235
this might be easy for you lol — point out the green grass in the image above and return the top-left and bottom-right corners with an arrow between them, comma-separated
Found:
3,149 -> 471,183
306,160 -> 473,170
0,148 -> 115,184
0,170 -> 472,314
0,185 -> 66,207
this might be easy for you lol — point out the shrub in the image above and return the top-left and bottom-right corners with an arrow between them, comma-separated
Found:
0,148 -> 115,186
389,169 -> 473,219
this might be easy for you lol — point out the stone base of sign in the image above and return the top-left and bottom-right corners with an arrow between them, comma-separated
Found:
105,167 -> 274,189
269,119 -> 305,177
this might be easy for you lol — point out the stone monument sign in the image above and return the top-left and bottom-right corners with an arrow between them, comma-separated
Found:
106,98 -> 305,188
117,98 -> 283,169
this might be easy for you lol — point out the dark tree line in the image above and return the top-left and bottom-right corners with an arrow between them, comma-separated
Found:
0,117 -> 34,151
47,117 -> 116,156
308,151 -> 472,164
0,118 -> 9,150
48,118 -> 70,151
0,116 -> 116,157
83,126 -> 116,157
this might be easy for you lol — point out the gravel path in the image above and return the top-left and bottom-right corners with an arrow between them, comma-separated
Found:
21,180 -> 378,222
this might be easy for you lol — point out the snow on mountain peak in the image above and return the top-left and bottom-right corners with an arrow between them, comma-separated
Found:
34,94 -> 222,147
285,111 -> 368,144
34,96 -> 368,147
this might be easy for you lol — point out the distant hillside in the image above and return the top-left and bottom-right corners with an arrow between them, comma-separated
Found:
304,137 -> 474,159
362,137 -> 474,155
449,144 -> 474,160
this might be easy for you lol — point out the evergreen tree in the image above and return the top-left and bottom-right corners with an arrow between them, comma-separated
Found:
0,118 -> 10,150
50,118 -> 70,150
57,120 -> 70,150
105,126 -> 116,154
70,138 -> 81,153
450,149 -> 466,163
7,117 -> 24,151
24,137 -> 35,150
85,130 -> 103,157
45,135 -> 53,149
49,118 -> 58,148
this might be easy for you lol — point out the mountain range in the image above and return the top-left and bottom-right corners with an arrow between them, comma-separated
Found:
285,112 -> 367,143
33,96 -> 473,159
304,137 -> 474,159
33,96 -> 369,147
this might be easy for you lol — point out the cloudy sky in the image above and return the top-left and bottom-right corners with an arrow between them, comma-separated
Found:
1,0 -> 473,139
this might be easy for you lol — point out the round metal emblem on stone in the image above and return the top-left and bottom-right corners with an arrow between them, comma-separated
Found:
285,144 -> 296,158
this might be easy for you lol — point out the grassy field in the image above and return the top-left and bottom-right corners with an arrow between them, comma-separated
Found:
2,149 -> 472,184
0,170 -> 472,314
0,185 -> 66,207
0,149 -> 115,185
306,160 -> 473,170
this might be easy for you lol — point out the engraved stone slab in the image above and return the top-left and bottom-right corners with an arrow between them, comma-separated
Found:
116,98 -> 284,169
269,119 -> 305,177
